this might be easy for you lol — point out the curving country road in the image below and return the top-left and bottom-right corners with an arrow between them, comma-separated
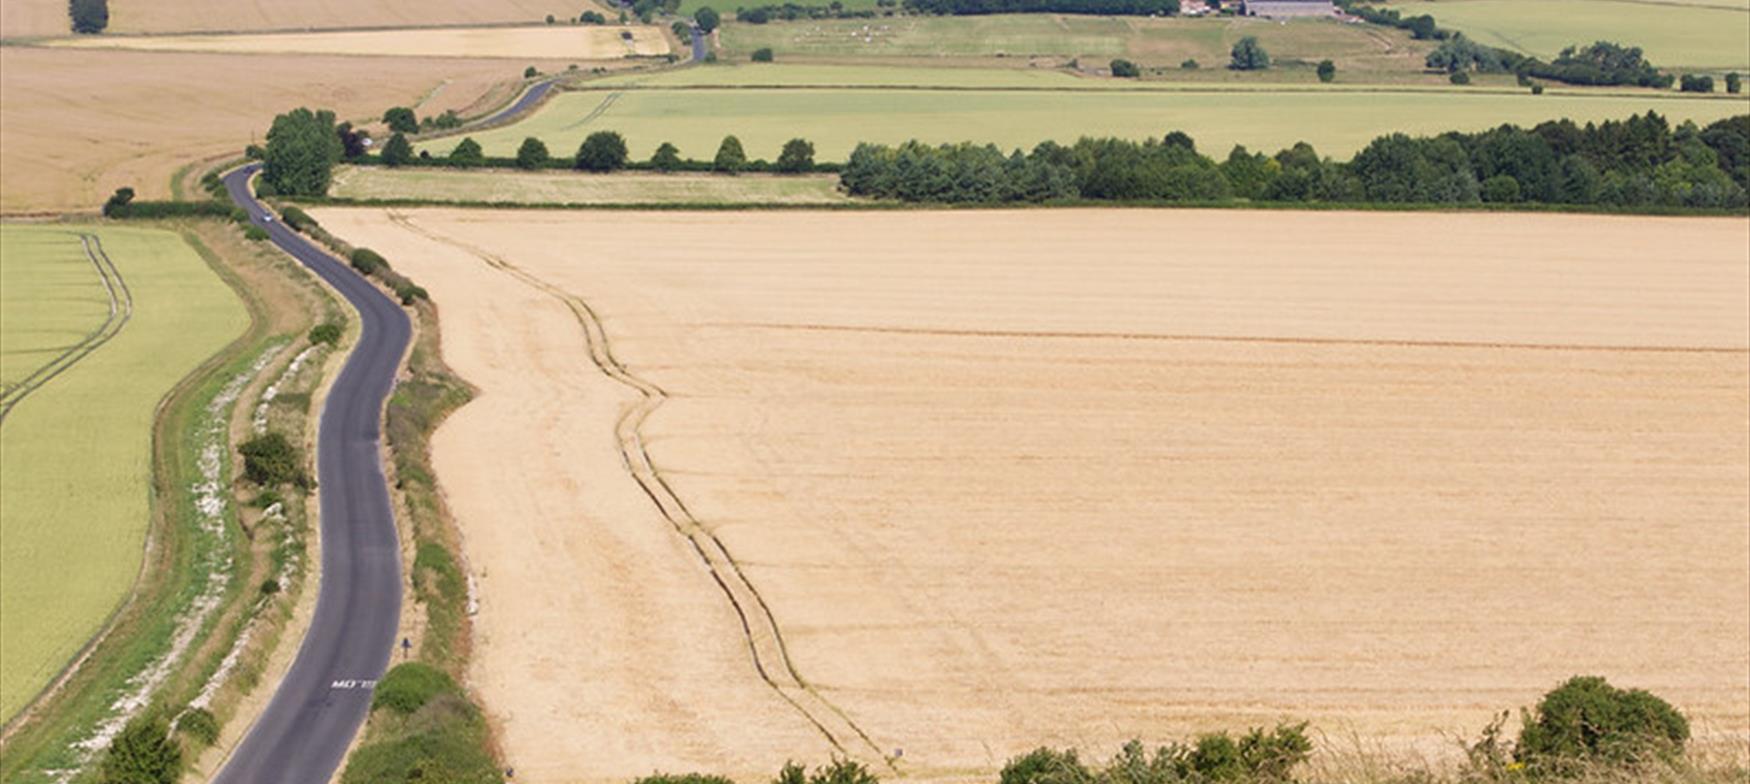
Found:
215,165 -> 408,784
478,79 -> 556,128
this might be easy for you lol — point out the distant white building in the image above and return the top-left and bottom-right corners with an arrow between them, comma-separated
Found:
1242,0 -> 1335,17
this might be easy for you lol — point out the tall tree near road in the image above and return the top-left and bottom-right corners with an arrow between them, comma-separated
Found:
262,107 -> 342,196
695,6 -> 721,33
382,106 -> 419,134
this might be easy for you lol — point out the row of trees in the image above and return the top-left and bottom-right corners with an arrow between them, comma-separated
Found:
840,112 -> 1750,209
372,130 -> 822,174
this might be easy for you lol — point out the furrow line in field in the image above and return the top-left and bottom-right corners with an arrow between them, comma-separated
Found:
381,211 -> 896,770
0,234 -> 135,425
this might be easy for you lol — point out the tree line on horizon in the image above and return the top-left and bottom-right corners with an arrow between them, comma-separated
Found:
838,112 -> 1750,209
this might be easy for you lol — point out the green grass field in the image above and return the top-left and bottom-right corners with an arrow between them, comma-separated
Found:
438,85 -> 1750,162
0,225 -> 247,723
1383,0 -> 1750,69
331,166 -> 848,204
717,14 -> 1436,73
0,229 -> 113,393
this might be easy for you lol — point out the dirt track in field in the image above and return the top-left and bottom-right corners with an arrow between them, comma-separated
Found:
310,207 -> 1750,783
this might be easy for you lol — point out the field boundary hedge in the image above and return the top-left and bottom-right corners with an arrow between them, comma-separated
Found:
283,193 -> 1748,217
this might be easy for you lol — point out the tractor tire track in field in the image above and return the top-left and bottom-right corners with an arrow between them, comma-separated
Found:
560,91 -> 622,132
0,234 -> 133,424
383,212 -> 895,770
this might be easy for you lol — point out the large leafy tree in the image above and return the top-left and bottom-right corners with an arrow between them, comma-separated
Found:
776,138 -> 815,173
516,137 -> 551,170
380,133 -> 414,167
694,5 -> 720,33
575,131 -> 629,172
713,135 -> 746,173
262,107 -> 342,197
1229,36 -> 1269,70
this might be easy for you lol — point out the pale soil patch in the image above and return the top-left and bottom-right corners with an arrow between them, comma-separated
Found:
330,166 -> 848,205
48,25 -> 670,59
312,207 -> 1750,783
0,48 -> 560,213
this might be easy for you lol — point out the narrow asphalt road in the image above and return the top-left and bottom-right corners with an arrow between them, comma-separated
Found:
479,79 -> 555,127
215,165 -> 409,784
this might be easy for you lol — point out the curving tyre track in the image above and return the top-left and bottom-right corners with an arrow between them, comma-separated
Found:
0,234 -> 132,424
212,166 -> 409,784
384,211 -> 896,769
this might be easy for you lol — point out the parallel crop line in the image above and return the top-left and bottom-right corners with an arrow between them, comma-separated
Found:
0,234 -> 134,425
384,211 -> 896,770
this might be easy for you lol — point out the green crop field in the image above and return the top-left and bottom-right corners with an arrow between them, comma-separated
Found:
330,166 -> 849,204
1383,0 -> 1750,69
0,225 -> 247,723
717,14 -> 1435,73
436,85 -> 1749,163
0,230 -> 114,394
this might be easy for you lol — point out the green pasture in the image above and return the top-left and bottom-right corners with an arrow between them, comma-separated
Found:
0,225 -> 247,723
717,14 -> 1435,72
0,230 -> 112,392
330,166 -> 848,204
440,86 -> 1750,162
1383,0 -> 1750,69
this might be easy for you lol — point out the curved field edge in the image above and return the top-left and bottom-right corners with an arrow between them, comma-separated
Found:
0,221 -> 321,783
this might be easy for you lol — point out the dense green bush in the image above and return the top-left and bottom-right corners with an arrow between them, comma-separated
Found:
1317,59 -> 1335,82
382,106 -> 419,134
99,715 -> 182,784
372,662 -> 458,715
1110,58 -> 1140,78
380,133 -> 414,167
634,774 -> 737,784
1680,73 -> 1715,93
244,226 -> 269,241
1229,36 -> 1269,70
1180,58 -> 1198,70
309,322 -> 343,346
342,692 -> 500,784
652,141 -> 684,171
70,0 -> 109,32
752,46 -> 775,62
448,137 -> 485,167
396,282 -> 430,305
516,137 -> 551,170
279,205 -> 318,232
1001,747 -> 1093,784
776,138 -> 815,173
1518,676 -> 1690,767
102,186 -> 135,216
695,5 -> 720,32
240,432 -> 307,487
714,135 -> 748,173
997,727 -> 1311,784
176,707 -> 219,747
584,9 -> 608,22
350,247 -> 389,275
576,130 -> 630,171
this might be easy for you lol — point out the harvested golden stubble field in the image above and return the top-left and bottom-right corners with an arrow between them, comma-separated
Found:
312,207 -> 1750,783
0,0 -> 581,37
47,25 -> 670,59
0,48 -> 550,213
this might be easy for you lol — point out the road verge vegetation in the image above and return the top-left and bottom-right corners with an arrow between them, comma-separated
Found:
277,208 -> 502,783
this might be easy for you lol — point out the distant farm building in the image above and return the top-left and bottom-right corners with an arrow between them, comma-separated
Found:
1242,0 -> 1336,16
